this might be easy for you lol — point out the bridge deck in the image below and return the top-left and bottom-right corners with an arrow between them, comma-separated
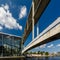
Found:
22,17 -> 60,53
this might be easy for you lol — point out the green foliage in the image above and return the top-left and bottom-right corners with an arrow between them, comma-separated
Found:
45,52 -> 49,55
25,51 -> 49,56
40,52 -> 43,55
38,51 -> 41,54
33,52 -> 36,54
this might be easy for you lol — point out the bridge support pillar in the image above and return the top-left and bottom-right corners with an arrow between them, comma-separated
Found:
37,22 -> 39,36
32,0 -> 34,40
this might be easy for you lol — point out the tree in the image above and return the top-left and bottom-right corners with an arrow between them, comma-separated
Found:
38,51 -> 41,54
40,52 -> 43,55
33,52 -> 36,54
45,52 -> 49,56
29,52 -> 33,54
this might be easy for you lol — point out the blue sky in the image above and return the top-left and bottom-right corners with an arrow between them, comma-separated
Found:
0,0 -> 60,53
0,0 -> 32,36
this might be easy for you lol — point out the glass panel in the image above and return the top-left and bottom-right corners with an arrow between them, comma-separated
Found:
0,35 -> 2,56
0,34 -> 21,56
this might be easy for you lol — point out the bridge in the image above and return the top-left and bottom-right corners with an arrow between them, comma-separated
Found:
22,0 -> 50,43
22,17 -> 60,53
21,0 -> 60,54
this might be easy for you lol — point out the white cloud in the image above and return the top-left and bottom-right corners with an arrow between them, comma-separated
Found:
39,44 -> 46,48
19,6 -> 27,19
47,44 -> 54,48
0,26 -> 3,30
57,44 -> 60,47
34,44 -> 46,50
0,4 -> 22,30
34,47 -> 39,49
2,4 -> 9,10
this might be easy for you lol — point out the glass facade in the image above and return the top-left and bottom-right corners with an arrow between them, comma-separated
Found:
0,33 -> 22,56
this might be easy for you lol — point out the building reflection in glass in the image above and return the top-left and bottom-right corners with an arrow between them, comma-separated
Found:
0,32 -> 22,56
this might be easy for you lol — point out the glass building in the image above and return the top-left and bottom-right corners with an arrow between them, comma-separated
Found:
0,32 -> 22,56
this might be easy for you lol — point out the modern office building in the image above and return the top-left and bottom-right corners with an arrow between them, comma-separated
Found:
0,32 -> 22,56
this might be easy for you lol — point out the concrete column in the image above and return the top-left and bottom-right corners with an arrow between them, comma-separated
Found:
37,22 -> 39,36
32,0 -> 34,40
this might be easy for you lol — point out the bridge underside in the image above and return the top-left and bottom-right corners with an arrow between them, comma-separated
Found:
23,0 -> 50,43
22,18 -> 60,53
26,33 -> 60,52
